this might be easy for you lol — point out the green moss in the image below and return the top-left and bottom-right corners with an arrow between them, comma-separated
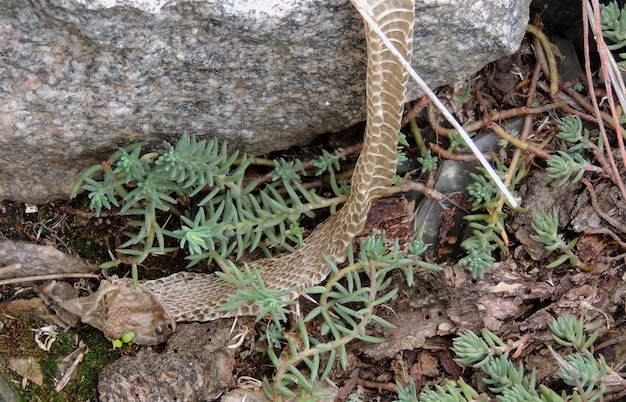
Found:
73,328 -> 122,398
3,313 -> 122,401
73,235 -> 101,259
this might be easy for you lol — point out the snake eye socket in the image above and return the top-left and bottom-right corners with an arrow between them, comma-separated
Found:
154,326 -> 164,335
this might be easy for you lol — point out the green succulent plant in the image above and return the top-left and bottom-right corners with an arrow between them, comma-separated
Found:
72,134 -> 346,268
395,314 -> 616,402
530,207 -> 587,269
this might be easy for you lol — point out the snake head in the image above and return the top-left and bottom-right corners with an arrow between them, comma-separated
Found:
59,278 -> 176,345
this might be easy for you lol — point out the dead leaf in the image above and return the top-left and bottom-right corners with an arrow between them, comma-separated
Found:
9,357 -> 43,387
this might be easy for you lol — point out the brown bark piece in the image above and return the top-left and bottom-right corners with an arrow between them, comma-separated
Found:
358,196 -> 415,251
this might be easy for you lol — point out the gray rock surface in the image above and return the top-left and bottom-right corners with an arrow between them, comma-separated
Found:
0,240 -> 94,280
98,320 -> 242,401
1,0 -> 531,204
0,368 -> 19,402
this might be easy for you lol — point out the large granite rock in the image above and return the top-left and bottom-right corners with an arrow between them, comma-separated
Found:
0,0 -> 531,203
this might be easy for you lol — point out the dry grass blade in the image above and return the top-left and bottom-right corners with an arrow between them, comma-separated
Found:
583,0 -> 626,201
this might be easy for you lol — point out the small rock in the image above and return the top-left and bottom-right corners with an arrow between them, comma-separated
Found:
98,319 -> 250,401
9,357 -> 43,387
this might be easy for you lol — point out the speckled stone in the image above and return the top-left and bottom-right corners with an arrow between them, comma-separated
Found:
0,0 -> 531,203
0,240 -> 94,279
97,320 -> 242,401
0,367 -> 19,402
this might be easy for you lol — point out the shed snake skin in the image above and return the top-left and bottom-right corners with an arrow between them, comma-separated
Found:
60,0 -> 415,345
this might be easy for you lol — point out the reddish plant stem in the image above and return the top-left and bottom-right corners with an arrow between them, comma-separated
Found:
401,95 -> 429,126
583,0 -> 626,201
428,101 -> 569,137
429,142 -> 494,162
489,123 -> 552,160
559,84 -> 626,137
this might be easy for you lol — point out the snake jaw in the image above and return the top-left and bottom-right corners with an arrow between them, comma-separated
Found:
61,278 -> 176,345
